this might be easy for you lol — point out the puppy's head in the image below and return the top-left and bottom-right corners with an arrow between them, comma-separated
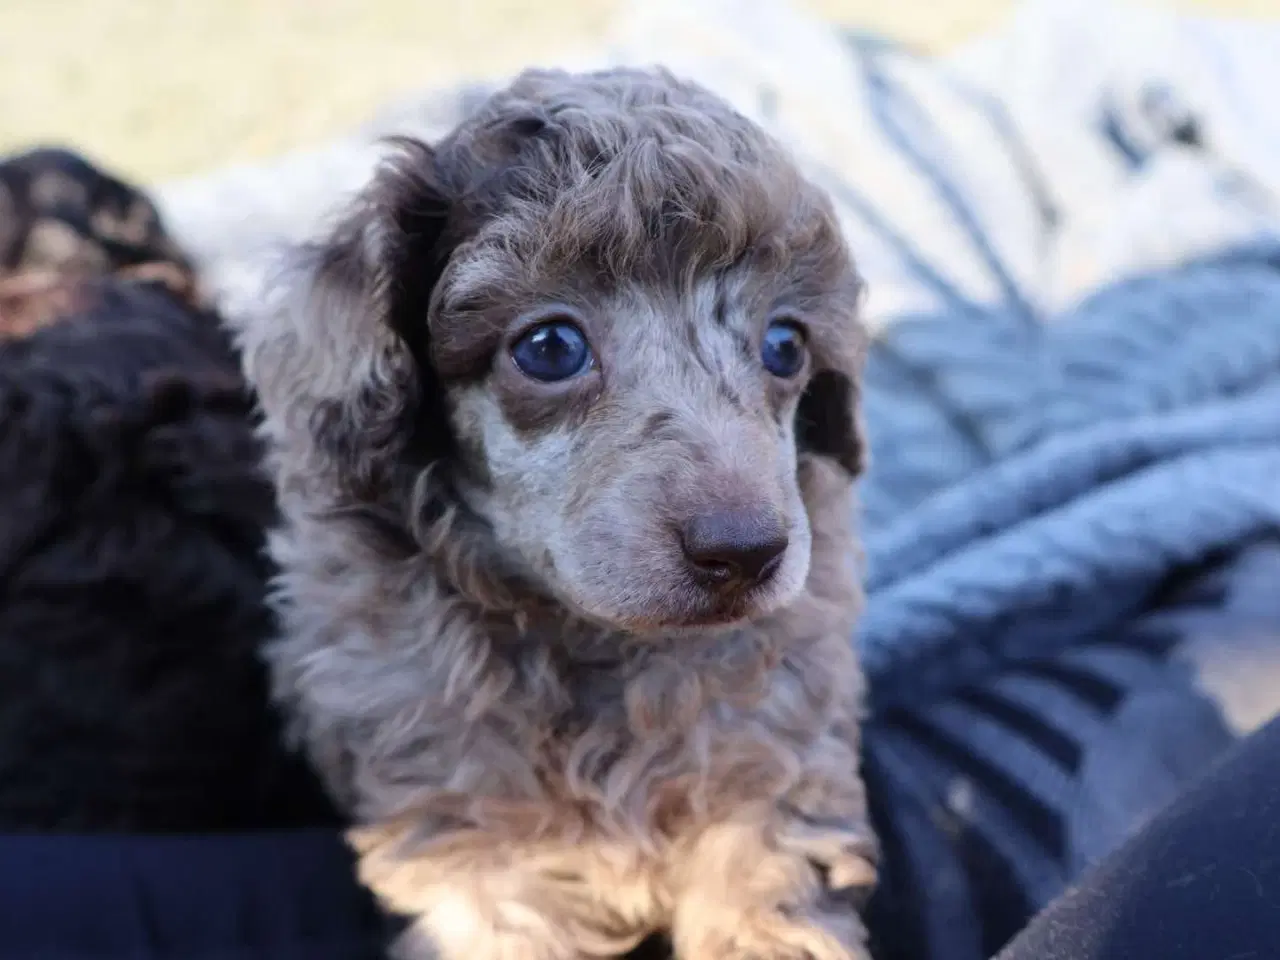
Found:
248,67 -> 865,635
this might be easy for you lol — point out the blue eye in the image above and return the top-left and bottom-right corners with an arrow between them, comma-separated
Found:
761,320 -> 807,379
510,319 -> 593,382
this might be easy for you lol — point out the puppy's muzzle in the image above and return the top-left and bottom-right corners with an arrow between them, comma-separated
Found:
678,505 -> 789,589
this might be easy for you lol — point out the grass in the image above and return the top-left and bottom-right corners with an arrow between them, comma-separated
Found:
0,0 -> 1275,182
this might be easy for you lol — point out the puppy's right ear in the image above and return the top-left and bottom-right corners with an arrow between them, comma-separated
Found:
238,139 -> 454,505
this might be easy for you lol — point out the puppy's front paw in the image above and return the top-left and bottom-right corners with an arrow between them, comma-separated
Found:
673,902 -> 872,960
775,817 -> 878,908
672,818 -> 874,960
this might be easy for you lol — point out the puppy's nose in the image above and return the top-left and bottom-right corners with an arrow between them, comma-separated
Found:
680,507 -> 789,585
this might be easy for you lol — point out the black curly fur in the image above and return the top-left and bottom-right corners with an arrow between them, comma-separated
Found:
0,278 -> 338,830
0,146 -> 194,277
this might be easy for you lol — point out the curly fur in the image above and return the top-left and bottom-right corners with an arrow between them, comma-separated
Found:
0,148 -> 336,830
237,67 -> 875,960
0,146 -> 201,339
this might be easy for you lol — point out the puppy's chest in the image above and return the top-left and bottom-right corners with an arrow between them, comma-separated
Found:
526,657 -> 823,832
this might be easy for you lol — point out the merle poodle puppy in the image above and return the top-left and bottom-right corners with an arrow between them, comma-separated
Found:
239,67 -> 876,960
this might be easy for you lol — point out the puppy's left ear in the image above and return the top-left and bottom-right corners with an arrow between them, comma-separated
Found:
236,139 -> 455,504
797,274 -> 868,478
797,368 -> 865,477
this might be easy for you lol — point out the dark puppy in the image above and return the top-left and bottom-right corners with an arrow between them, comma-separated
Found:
0,147 -> 333,830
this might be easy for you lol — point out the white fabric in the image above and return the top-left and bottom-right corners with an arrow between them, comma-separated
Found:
153,0 -> 1280,330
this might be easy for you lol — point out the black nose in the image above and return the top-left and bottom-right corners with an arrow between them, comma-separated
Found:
679,507 -> 789,586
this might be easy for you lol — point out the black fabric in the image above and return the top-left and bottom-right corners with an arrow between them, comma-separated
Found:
997,713 -> 1280,960
0,830 -> 385,960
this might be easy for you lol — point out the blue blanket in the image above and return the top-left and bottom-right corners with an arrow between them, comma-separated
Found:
860,242 -> 1280,707
842,32 -> 1280,960
800,30 -> 1280,705
857,239 -> 1280,960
